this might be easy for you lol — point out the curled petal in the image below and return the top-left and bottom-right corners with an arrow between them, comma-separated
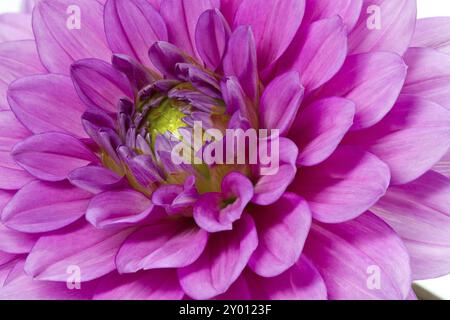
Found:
249,193 -> 311,277
178,214 -> 258,300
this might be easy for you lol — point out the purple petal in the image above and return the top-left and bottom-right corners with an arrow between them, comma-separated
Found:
292,146 -> 390,223
234,0 -> 305,69
0,40 -> 45,110
223,26 -> 258,102
193,172 -> 253,233
245,256 -> 327,300
93,270 -> 184,300
68,165 -> 125,194
348,0 -> 416,55
303,0 -> 362,31
160,0 -> 218,59
346,95 -> 450,185
116,218 -> 208,272
33,0 -> 112,74
7,74 -> 87,137
2,181 -> 92,233
304,212 -> 411,300
0,259 -> 95,300
291,97 -> 355,166
0,13 -> 33,42
12,132 -> 98,182
104,0 -> 167,67
275,16 -> 347,92
0,111 -> 34,190
148,41 -> 187,78
195,9 -> 231,70
372,171 -> 450,280
178,214 -> 258,300
317,52 -> 407,130
260,71 -> 304,135
0,223 -> 37,254
402,47 -> 450,110
24,222 -> 135,282
252,138 -> 298,205
433,152 -> 450,179
86,189 -> 154,229
412,17 -> 450,55
111,54 -> 154,92
71,58 -> 133,113
249,193 -> 311,277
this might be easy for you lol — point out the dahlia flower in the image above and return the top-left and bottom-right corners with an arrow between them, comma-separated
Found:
0,0 -> 449,300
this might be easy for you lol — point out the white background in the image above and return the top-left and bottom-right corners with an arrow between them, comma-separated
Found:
0,0 -> 450,299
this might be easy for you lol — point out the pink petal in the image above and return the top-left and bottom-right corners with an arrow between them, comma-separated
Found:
116,218 -> 208,273
0,223 -> 37,254
12,132 -> 98,182
0,13 -> 33,42
24,222 -> 135,282
305,212 -> 411,300
71,58 -> 133,113
346,95 -> 450,185
33,0 -> 112,74
0,259 -> 96,299
403,47 -> 450,110
275,16 -> 347,92
160,0 -> 218,60
94,270 -> 184,300
194,172 -> 253,233
234,0 -> 305,69
317,52 -> 407,130
0,40 -> 45,110
303,0 -> 363,31
245,256 -> 327,300
68,165 -> 126,194
2,181 -> 92,233
223,26 -> 258,102
249,193 -> 311,277
348,0 -> 416,55
372,171 -> 450,280
433,151 -> 450,179
291,97 -> 355,167
7,74 -> 87,137
412,17 -> 450,55
260,71 -> 304,136
86,189 -> 154,229
195,9 -> 231,70
292,146 -> 390,223
104,0 -> 167,67
178,214 -> 258,300
252,137 -> 298,205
